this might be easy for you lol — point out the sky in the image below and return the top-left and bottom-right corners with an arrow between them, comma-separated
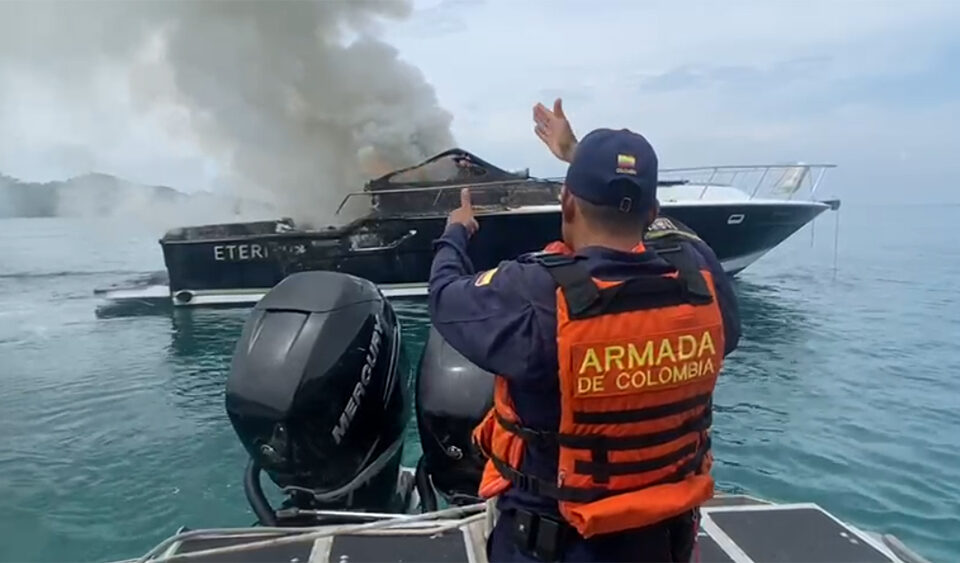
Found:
1,0 -> 958,205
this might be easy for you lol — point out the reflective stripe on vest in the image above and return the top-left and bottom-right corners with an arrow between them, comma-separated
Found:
472,244 -> 725,538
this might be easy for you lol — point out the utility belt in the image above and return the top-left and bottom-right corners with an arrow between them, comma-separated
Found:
501,508 -> 572,562
497,506 -> 702,562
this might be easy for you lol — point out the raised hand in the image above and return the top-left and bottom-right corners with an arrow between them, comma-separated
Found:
533,98 -> 578,163
447,188 -> 479,236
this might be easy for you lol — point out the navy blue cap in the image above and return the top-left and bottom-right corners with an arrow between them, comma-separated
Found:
564,128 -> 658,213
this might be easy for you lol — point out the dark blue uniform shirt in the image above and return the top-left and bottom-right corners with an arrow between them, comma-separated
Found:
428,223 -> 741,520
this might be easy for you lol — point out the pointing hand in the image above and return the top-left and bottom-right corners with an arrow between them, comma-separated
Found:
447,188 -> 479,237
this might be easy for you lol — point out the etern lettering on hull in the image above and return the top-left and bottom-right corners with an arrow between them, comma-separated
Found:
331,314 -> 383,444
571,326 -> 723,398
214,243 -> 268,261
212,243 -> 307,262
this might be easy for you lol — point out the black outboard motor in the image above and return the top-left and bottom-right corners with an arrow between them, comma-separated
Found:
414,326 -> 494,510
225,271 -> 408,526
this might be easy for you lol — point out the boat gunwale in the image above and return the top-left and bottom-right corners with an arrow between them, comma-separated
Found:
158,199 -> 833,246
118,496 -> 929,563
337,162 -> 839,214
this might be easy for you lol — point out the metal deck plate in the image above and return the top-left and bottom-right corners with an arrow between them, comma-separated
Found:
704,495 -> 771,508
329,530 -> 470,562
174,536 -> 316,563
703,505 -> 896,563
696,531 -> 736,563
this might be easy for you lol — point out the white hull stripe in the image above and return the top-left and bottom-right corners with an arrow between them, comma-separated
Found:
719,248 -> 771,274
495,199 -> 830,216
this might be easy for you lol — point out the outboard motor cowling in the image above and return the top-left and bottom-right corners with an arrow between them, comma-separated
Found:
415,326 -> 494,507
225,271 -> 408,524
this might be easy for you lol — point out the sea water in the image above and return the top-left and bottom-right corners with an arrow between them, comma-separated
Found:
0,204 -> 957,562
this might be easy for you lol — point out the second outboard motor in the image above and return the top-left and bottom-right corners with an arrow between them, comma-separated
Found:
225,271 -> 408,525
415,326 -> 494,510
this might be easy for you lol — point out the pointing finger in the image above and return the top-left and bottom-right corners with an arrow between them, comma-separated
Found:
460,187 -> 472,208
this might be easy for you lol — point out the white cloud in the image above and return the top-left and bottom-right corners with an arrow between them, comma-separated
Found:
383,0 -> 960,203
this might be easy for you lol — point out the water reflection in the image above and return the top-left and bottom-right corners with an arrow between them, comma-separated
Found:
390,297 -> 431,346
167,308 -> 248,358
94,297 -> 173,319
730,278 -> 817,351
164,308 -> 250,422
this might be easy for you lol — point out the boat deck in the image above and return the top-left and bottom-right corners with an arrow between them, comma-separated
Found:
129,496 -> 927,563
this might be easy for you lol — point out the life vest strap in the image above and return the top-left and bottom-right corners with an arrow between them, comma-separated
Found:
574,437 -> 706,479
488,434 -> 711,504
494,408 -> 711,451
652,244 -> 713,302
535,255 -> 600,317
535,257 -> 713,320
573,392 -> 712,425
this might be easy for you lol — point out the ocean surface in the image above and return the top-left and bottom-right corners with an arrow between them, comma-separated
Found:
0,204 -> 958,562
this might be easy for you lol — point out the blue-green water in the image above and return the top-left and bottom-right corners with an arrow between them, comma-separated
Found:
0,205 -> 958,562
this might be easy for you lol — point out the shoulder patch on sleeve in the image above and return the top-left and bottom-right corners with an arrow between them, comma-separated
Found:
474,266 -> 499,286
648,216 -> 679,232
517,251 -> 547,264
645,216 -> 703,244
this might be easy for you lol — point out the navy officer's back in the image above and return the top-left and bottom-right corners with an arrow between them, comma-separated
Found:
428,126 -> 741,562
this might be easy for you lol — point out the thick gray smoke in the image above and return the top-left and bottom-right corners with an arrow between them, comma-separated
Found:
0,0 -> 456,227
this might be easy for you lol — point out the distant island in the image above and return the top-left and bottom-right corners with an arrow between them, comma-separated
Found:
0,172 -> 273,221
0,172 -> 183,218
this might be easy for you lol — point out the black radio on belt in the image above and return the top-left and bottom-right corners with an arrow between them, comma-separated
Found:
511,509 -> 569,562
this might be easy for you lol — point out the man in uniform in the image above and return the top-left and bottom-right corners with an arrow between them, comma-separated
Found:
428,99 -> 741,562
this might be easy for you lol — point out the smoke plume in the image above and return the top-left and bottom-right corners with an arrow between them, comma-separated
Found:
0,0 -> 456,227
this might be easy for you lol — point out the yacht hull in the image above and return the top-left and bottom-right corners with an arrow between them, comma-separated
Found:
157,200 -> 828,306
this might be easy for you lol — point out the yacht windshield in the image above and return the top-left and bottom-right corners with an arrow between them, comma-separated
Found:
387,154 -> 488,184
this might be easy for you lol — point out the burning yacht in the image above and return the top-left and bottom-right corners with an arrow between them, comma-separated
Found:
98,149 -> 839,308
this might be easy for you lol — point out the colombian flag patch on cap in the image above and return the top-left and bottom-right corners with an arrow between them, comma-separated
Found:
616,154 -> 637,175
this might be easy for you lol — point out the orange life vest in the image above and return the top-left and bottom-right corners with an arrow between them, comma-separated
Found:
472,240 -> 725,538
